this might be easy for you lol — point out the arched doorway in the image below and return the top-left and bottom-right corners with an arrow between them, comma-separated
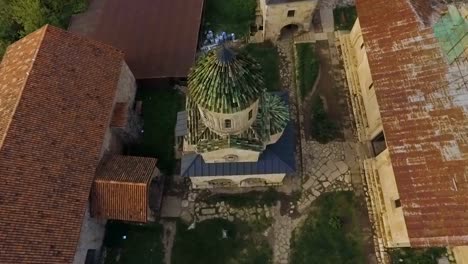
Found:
279,24 -> 300,39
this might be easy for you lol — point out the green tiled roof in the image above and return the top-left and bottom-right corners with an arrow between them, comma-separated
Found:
264,93 -> 289,135
188,46 -> 265,113
433,5 -> 467,63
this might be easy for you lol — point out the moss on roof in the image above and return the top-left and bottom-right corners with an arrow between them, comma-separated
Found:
188,45 -> 265,113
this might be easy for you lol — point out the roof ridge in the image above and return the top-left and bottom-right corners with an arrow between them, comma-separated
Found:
0,26 -> 48,149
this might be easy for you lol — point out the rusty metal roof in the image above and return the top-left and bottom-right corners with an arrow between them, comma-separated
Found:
0,25 -> 123,263
69,0 -> 204,79
92,155 -> 159,222
357,0 -> 468,246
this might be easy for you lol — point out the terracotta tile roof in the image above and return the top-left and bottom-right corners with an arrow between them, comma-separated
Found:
69,0 -> 204,79
357,0 -> 468,246
0,25 -> 123,263
91,155 -> 159,222
110,102 -> 129,128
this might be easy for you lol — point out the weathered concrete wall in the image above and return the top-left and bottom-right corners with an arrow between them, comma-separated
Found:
190,173 -> 285,189
453,246 -> 468,264
262,0 -> 318,40
72,205 -> 106,264
201,147 -> 261,163
375,150 -> 410,247
115,62 -> 137,104
199,100 -> 259,136
348,20 -> 382,139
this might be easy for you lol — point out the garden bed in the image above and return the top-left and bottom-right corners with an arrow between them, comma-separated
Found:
172,219 -> 272,264
202,0 -> 256,37
103,221 -> 164,264
389,247 -> 447,264
295,43 -> 319,100
129,87 -> 183,175
242,42 -> 281,91
291,192 -> 369,264
333,6 -> 357,31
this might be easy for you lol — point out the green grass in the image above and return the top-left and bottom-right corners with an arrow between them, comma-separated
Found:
296,43 -> 319,100
201,188 -> 281,208
202,0 -> 256,37
130,88 -> 183,175
242,42 -> 281,91
333,6 -> 357,31
103,221 -> 164,264
388,247 -> 446,264
310,96 -> 339,143
172,219 -> 272,264
290,192 -> 365,264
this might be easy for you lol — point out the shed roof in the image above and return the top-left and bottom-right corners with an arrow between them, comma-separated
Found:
0,25 -> 123,263
357,0 -> 468,246
92,155 -> 159,222
69,0 -> 204,79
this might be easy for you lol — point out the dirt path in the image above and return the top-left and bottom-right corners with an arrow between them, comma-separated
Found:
161,220 -> 176,264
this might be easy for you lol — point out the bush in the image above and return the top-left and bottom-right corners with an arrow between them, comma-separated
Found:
310,97 -> 339,143
333,6 -> 357,31
388,247 -> 446,264
203,0 -> 256,37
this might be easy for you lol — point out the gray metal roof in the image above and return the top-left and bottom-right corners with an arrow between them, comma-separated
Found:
180,122 -> 296,177
175,111 -> 188,137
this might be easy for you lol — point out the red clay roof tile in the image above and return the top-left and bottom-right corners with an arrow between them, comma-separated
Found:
0,25 -> 123,263
357,0 -> 468,246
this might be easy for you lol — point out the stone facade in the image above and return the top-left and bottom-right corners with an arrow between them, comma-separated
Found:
256,0 -> 318,41
190,173 -> 285,189
199,99 -> 259,137
338,19 -> 410,262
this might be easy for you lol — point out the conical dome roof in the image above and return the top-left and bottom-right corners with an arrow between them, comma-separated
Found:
188,46 -> 265,113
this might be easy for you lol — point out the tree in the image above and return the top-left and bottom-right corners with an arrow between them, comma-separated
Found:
10,0 -> 47,37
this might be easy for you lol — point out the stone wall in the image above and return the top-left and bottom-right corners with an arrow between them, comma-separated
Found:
190,173 -> 285,189
201,147 -> 261,163
262,0 -> 318,40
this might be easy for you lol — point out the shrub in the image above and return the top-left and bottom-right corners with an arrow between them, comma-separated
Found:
296,43 -> 319,99
310,97 -> 339,143
389,247 -> 446,264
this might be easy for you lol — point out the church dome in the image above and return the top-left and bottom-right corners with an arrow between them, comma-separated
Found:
188,46 -> 265,114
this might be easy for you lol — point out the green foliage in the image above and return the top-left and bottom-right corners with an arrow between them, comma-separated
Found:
103,221 -> 164,264
389,247 -> 446,264
172,219 -> 272,264
130,88 -> 183,175
291,192 -> 365,264
242,41 -> 281,91
203,0 -> 256,37
0,0 -> 88,58
333,6 -> 357,31
203,187 -> 281,208
296,43 -> 319,99
310,97 -> 339,143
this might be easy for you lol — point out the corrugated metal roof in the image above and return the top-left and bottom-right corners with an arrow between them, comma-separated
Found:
357,0 -> 468,246
92,155 -> 159,222
0,25 -> 123,264
69,0 -> 204,79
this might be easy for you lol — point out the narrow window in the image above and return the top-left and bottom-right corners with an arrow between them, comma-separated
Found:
368,82 -> 374,90
360,42 -> 365,49
259,25 -> 264,31
248,110 -> 253,120
371,131 -> 386,157
225,119 -> 231,128
394,199 -> 401,208
287,10 -> 295,17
